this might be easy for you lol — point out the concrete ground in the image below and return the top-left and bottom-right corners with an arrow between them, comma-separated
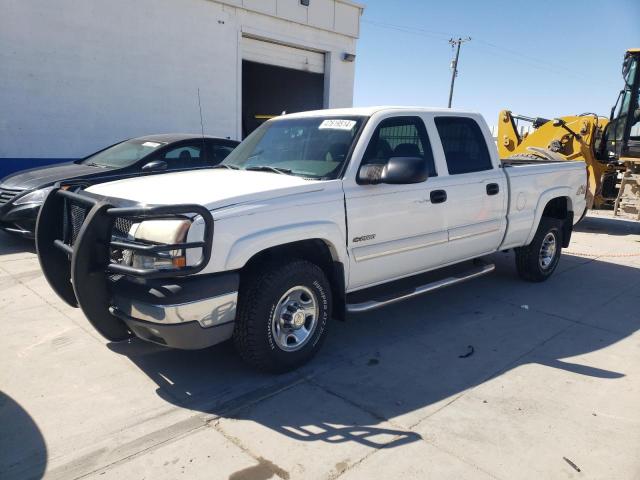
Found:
1,211 -> 639,480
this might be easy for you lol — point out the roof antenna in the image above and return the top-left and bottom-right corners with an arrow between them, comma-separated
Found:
197,88 -> 206,152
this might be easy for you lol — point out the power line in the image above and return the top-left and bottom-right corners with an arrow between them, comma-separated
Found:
361,17 -> 619,104
362,18 -> 592,81
362,19 -> 451,40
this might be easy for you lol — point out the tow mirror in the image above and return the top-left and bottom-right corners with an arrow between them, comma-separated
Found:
358,157 -> 427,185
382,156 -> 428,184
142,160 -> 168,172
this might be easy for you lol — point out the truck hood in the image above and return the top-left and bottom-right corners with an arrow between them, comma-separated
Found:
86,169 -> 324,211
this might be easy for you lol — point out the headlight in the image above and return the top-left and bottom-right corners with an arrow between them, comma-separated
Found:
13,187 -> 54,206
120,219 -> 192,270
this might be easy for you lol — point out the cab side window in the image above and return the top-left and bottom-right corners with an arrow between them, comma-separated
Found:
161,143 -> 204,168
435,117 -> 492,174
362,117 -> 436,177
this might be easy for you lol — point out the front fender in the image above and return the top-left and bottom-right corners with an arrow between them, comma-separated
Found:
223,221 -> 347,272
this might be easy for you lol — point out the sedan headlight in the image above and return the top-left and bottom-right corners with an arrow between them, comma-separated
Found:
13,187 -> 54,206
122,219 -> 192,270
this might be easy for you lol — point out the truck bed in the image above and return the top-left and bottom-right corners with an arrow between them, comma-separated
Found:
499,159 -> 587,250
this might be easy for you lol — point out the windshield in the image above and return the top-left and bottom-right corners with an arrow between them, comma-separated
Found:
222,116 -> 366,179
81,139 -> 167,168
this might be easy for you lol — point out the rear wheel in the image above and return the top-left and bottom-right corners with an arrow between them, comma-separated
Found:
234,259 -> 331,373
515,217 -> 563,282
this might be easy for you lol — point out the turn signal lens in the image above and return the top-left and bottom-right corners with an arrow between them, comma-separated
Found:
172,256 -> 187,268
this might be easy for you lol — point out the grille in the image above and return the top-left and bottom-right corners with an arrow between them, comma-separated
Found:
113,217 -> 135,238
63,201 -> 91,246
0,187 -> 25,206
62,199 -> 136,247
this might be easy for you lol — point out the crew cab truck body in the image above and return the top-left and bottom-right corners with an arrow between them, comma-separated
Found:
36,107 -> 587,372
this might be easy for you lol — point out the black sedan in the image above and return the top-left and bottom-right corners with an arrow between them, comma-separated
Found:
0,134 -> 239,238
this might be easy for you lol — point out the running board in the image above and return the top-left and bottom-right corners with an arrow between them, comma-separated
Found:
346,263 -> 495,313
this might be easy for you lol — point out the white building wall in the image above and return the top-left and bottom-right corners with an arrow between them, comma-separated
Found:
0,0 -> 362,161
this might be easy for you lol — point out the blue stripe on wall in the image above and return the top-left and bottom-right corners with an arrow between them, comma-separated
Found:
0,158 -> 79,180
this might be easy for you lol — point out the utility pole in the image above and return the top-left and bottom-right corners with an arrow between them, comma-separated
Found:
448,36 -> 471,108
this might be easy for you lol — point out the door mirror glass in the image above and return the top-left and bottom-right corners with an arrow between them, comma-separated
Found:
141,160 -> 168,172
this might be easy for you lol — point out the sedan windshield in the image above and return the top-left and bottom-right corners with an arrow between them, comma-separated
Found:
81,139 -> 167,168
221,116 -> 366,179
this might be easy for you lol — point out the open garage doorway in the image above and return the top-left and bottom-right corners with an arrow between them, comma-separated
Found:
242,38 -> 325,138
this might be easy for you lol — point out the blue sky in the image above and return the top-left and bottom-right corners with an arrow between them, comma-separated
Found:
353,0 -> 640,129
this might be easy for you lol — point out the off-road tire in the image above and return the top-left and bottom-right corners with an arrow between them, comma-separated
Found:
515,217 -> 563,282
234,259 -> 332,373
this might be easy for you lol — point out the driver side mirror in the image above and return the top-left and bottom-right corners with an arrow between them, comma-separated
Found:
141,160 -> 168,172
358,156 -> 427,185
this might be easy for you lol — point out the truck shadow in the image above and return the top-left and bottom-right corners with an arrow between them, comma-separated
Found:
107,252 -> 639,450
0,391 -> 47,480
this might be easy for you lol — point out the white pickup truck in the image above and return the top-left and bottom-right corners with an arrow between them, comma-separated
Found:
37,107 -> 587,372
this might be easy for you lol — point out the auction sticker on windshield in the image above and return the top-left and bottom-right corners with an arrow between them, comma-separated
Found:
319,119 -> 357,131
142,142 -> 162,148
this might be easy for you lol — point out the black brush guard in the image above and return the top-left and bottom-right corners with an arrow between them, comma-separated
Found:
36,188 -> 214,341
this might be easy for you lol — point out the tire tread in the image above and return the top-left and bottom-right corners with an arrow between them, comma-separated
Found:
234,259 -> 329,372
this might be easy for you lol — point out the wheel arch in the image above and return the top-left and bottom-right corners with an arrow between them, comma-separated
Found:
526,191 -> 574,247
236,237 -> 348,321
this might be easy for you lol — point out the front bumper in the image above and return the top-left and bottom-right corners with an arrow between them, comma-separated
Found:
35,188 -> 225,349
109,273 -> 238,349
0,203 -> 40,237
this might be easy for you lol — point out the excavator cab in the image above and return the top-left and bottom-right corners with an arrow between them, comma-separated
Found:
608,50 -> 640,219
600,49 -> 640,162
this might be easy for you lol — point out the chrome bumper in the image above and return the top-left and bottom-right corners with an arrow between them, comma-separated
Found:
108,272 -> 240,349
113,291 -> 237,328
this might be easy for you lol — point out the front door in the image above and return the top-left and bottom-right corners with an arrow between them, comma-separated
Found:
344,116 -> 449,291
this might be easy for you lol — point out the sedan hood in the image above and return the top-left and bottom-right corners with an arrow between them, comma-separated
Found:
1,162 -> 107,190
86,169 -> 324,211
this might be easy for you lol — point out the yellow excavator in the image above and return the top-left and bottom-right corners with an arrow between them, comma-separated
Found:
498,48 -> 640,219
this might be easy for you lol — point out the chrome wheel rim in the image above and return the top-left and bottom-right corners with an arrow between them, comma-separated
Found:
539,232 -> 557,270
271,286 -> 318,352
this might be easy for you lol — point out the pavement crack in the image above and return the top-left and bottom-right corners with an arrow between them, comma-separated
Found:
211,421 -> 290,479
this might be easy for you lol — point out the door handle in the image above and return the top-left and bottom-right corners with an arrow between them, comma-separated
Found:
486,183 -> 500,196
430,190 -> 447,204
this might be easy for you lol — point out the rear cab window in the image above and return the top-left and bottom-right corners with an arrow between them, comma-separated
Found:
435,117 -> 492,174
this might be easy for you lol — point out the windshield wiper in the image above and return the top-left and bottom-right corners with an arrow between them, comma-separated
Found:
245,166 -> 293,175
213,164 -> 240,170
84,162 -> 109,168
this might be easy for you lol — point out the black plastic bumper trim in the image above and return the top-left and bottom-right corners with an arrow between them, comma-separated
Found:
111,308 -> 235,350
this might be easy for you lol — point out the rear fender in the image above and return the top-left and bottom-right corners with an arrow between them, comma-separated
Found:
525,188 -> 573,245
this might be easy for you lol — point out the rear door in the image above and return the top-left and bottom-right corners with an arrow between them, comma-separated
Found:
343,115 -> 449,290
431,115 -> 507,262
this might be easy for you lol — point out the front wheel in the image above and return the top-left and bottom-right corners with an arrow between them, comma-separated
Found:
234,259 -> 332,373
515,218 -> 563,282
